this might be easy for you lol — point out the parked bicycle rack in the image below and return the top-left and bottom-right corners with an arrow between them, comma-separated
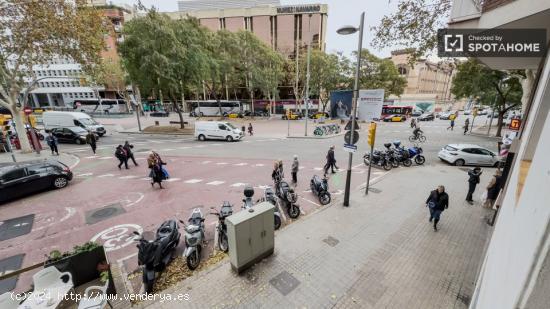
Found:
313,124 -> 341,136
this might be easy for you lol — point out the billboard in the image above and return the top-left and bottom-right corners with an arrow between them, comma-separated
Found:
330,90 -> 352,119
357,89 -> 385,121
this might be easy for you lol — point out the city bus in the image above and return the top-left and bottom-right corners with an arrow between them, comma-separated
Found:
73,99 -> 129,114
381,105 -> 413,118
189,100 -> 241,117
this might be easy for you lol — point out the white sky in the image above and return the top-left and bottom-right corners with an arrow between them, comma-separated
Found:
113,0 -> 400,57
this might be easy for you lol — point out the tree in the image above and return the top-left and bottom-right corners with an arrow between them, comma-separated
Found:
451,59 -> 522,137
372,0 -> 534,111
353,49 -> 407,98
0,0 -> 106,152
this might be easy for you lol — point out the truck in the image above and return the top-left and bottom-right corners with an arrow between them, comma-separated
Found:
42,111 -> 106,136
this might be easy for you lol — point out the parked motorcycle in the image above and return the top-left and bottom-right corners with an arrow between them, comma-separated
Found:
211,201 -> 233,252
390,141 -> 413,167
134,220 -> 180,293
310,175 -> 331,205
363,149 -> 393,170
183,208 -> 205,270
407,145 -> 426,165
242,185 -> 255,210
274,173 -> 300,219
257,186 -> 282,230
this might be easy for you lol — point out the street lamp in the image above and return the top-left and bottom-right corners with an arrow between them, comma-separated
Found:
337,12 -> 365,207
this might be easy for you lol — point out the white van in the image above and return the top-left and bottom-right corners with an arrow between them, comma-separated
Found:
42,111 -> 106,136
194,121 -> 243,142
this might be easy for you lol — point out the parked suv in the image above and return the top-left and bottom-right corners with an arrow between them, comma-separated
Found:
50,127 -> 89,144
0,160 -> 73,203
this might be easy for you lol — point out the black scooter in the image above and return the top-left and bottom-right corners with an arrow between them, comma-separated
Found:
364,149 -> 393,170
134,220 -> 180,293
310,175 -> 331,205
257,186 -> 282,230
211,201 -> 233,252
274,173 -> 300,219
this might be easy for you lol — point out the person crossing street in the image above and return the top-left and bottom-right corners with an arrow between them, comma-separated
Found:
324,146 -> 338,177
45,132 -> 59,156
124,141 -> 138,166
85,130 -> 97,154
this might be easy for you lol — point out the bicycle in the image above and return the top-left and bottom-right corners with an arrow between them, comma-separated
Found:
408,133 -> 427,143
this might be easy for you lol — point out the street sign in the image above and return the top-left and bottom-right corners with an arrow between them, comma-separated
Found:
23,107 -> 32,115
509,118 -> 521,131
344,130 -> 359,145
343,144 -> 357,153
344,119 -> 360,131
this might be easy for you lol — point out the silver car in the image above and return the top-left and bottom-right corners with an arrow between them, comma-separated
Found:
438,144 -> 502,167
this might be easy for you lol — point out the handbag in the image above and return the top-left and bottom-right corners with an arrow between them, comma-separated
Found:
428,201 -> 436,209
161,166 -> 170,179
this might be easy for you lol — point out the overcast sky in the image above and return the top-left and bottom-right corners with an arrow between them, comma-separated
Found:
113,0 -> 400,57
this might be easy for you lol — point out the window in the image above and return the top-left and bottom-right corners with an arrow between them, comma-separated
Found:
1,168 -> 26,182
27,165 -> 48,175
478,149 -> 493,156
218,124 -> 228,130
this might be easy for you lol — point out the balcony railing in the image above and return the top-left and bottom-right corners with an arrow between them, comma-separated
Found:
450,0 -> 482,23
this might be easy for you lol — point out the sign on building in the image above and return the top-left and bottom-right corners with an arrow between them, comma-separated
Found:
357,89 -> 385,121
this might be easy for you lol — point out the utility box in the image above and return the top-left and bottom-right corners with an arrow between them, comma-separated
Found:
227,202 -> 275,273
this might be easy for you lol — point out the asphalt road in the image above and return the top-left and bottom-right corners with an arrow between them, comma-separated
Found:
0,117 -> 498,293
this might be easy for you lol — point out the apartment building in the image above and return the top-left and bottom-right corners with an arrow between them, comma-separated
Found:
448,0 -> 550,308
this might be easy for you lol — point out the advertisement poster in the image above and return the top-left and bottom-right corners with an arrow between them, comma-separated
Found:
357,89 -> 385,121
329,90 -> 352,119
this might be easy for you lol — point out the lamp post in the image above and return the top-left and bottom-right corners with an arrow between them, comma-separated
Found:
304,14 -> 312,136
337,12 -> 365,207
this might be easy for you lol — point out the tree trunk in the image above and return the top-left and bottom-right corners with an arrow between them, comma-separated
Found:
521,69 -> 535,113
495,111 -> 505,137
12,107 -> 32,153
170,91 -> 185,129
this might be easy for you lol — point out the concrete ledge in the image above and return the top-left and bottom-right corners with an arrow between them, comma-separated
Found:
119,131 -> 193,136
287,133 -> 345,140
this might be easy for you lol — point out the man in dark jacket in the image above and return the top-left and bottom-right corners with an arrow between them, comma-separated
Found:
123,141 -> 138,166
324,146 -> 337,176
466,167 -> 482,204
484,170 -> 503,208
115,145 -> 128,170
45,132 -> 59,155
426,185 -> 449,231
85,130 -> 97,154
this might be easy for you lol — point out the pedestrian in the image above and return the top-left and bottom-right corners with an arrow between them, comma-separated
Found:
447,118 -> 455,131
463,118 -> 470,135
484,170 -> 503,208
248,123 -> 253,136
426,185 -> 449,231
45,132 -> 59,155
466,167 -> 482,204
124,141 -> 138,166
148,153 -> 165,189
241,125 -> 246,134
115,145 -> 128,170
85,130 -> 97,154
410,118 -> 416,129
324,146 -> 337,176
291,155 -> 299,185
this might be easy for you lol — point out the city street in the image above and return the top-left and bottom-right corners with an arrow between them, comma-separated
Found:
0,116 -> 500,294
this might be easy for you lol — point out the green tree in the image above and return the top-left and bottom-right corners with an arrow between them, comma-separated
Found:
451,59 -> 522,137
353,49 -> 407,98
0,0 -> 106,152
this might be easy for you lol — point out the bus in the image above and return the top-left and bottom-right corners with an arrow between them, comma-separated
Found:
381,105 -> 413,117
72,99 -> 129,114
188,100 -> 241,117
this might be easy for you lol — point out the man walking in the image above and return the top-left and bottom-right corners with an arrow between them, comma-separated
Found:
45,132 -> 59,155
484,170 -> 503,208
426,185 -> 449,231
291,155 -> 299,185
86,130 -> 97,154
324,146 -> 337,176
466,167 -> 482,204
115,145 -> 128,170
463,118 -> 470,135
123,141 -> 138,166
447,118 -> 455,131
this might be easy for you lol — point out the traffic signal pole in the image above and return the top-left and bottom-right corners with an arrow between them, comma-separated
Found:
365,122 -> 376,195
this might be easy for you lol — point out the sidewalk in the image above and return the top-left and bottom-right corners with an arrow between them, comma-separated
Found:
0,150 -> 79,167
134,165 -> 494,309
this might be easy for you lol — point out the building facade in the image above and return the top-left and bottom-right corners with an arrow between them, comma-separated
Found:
387,50 -> 463,112
449,0 -> 550,308
26,2 -> 130,108
164,2 -> 328,57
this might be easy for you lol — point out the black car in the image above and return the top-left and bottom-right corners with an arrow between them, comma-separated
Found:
418,113 -> 435,121
51,127 -> 88,144
244,110 -> 267,117
0,160 -> 73,203
412,111 -> 422,117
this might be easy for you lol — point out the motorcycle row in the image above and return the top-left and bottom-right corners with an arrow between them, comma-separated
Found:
363,140 -> 426,171
133,171 -> 331,293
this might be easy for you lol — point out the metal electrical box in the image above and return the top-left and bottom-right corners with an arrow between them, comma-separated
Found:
226,202 -> 275,273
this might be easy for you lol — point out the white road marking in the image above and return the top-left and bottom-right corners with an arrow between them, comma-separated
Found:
254,163 -> 265,167
185,179 -> 203,184
234,163 -> 248,166
72,149 -> 87,152
68,154 -> 80,170
313,167 -> 323,171
161,148 -> 175,151
201,161 -> 212,164
98,174 -> 115,178
255,185 -> 270,190
300,197 -> 320,207
99,157 -> 112,160
119,175 -> 138,179
165,178 -> 181,182
121,192 -> 145,208
299,166 -> 305,170
206,181 -> 225,186
85,156 -> 99,159
211,144 -> 222,146
140,177 -> 152,181
230,183 -> 247,187
76,173 -> 93,177
216,162 -> 228,165
195,145 -> 206,148
179,147 -> 191,150
33,207 -> 77,231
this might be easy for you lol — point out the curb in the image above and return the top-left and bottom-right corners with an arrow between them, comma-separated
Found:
469,132 -> 502,140
119,131 -> 193,136
287,133 -> 345,140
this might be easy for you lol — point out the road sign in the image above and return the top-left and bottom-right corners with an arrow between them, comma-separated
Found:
343,144 -> 357,153
344,130 -> 359,145
23,107 -> 32,115
509,118 -> 521,131
344,119 -> 360,131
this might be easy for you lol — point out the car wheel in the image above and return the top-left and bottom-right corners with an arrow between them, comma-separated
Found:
454,159 -> 465,166
198,134 -> 206,141
199,112 -> 204,117
75,138 -> 82,145
98,133 -> 105,137
53,177 -> 68,189
226,136 -> 233,142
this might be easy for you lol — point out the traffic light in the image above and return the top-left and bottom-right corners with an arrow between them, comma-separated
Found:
367,122 -> 377,147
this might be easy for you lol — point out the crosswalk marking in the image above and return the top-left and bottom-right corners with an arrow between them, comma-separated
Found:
184,179 -> 203,184
299,166 -> 305,170
234,163 -> 248,166
195,145 -> 206,148
313,167 -> 323,171
165,178 -> 181,182
140,177 -> 152,181
76,173 -> 93,177
85,156 -> 98,159
202,161 -> 212,164
98,174 -> 114,178
119,175 -> 138,179
161,148 -> 175,151
179,147 -> 190,150
254,163 -> 265,167
206,181 -> 225,186
216,162 -> 228,165
99,157 -> 112,160
230,183 -> 247,187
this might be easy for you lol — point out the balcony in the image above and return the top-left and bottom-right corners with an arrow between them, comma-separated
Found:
449,0 -> 482,23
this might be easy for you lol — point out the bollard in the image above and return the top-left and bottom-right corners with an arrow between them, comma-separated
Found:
155,121 -> 159,126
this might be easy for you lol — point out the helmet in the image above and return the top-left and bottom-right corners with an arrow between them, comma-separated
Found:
244,185 -> 255,198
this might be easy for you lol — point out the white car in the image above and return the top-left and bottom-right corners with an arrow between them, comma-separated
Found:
194,121 -> 243,142
438,144 -> 502,167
